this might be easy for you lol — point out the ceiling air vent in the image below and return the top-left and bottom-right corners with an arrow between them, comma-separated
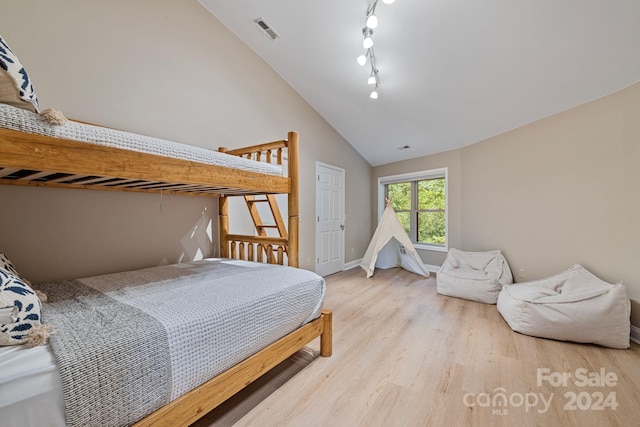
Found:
254,18 -> 280,40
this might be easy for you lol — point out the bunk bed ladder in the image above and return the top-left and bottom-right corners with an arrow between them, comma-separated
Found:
238,194 -> 288,264
244,194 -> 288,263
218,131 -> 299,267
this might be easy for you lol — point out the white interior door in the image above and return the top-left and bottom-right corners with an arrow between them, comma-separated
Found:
316,162 -> 345,276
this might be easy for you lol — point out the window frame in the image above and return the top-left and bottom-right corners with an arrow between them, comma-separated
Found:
378,167 -> 448,252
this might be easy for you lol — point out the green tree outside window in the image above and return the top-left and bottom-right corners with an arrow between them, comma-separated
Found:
386,177 -> 446,246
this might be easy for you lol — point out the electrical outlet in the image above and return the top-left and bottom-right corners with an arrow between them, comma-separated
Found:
351,247 -> 355,254
306,258 -> 311,268
519,268 -> 525,278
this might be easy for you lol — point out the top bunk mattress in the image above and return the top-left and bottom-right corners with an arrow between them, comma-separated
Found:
0,102 -> 282,176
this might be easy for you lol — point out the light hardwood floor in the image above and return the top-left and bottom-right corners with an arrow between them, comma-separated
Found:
193,267 -> 640,427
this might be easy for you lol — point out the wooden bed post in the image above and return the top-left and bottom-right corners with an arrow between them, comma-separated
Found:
219,196 -> 230,259
218,147 -> 229,259
320,309 -> 333,357
287,131 -> 299,268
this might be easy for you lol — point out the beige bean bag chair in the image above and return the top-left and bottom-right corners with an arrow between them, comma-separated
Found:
497,264 -> 630,349
437,248 -> 513,304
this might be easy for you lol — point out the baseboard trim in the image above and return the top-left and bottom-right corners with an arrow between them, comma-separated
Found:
344,260 -> 440,274
631,325 -> 640,345
343,259 -> 362,271
425,264 -> 440,273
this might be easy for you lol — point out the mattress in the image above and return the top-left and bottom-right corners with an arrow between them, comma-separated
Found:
0,102 -> 282,176
0,345 -> 65,427
1,258 -> 325,427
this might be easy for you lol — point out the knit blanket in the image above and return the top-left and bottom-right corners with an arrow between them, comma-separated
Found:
39,259 -> 325,427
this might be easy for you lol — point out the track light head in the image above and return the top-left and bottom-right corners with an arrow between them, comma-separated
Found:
366,14 -> 378,29
368,69 -> 378,85
362,28 -> 374,49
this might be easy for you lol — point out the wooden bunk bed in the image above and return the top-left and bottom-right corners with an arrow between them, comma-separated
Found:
0,125 -> 299,267
0,119 -> 332,427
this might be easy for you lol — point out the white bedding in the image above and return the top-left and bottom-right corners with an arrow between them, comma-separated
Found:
0,345 -> 65,427
0,102 -> 282,176
1,258 -> 325,427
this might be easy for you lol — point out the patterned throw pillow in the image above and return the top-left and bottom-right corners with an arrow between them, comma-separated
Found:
0,34 -> 39,113
0,268 -> 43,346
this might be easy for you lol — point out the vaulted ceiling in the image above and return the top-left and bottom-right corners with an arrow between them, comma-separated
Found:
200,0 -> 640,166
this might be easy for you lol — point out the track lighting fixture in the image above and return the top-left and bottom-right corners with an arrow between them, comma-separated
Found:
362,28 -> 374,49
368,73 -> 377,85
366,14 -> 378,29
357,0 -> 395,99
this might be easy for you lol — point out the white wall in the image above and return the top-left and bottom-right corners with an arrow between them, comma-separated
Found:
0,0 -> 371,282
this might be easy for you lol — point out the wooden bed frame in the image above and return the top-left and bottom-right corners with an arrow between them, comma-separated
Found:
0,124 -> 332,425
136,309 -> 332,427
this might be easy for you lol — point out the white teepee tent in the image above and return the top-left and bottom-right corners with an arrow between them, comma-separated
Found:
360,202 -> 430,278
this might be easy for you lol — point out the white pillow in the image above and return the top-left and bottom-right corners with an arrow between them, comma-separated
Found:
0,34 -> 39,112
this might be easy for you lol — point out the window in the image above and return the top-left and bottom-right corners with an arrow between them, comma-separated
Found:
379,168 -> 447,251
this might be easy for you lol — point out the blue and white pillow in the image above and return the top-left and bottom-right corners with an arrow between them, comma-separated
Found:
0,34 -> 39,113
0,268 -> 42,346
